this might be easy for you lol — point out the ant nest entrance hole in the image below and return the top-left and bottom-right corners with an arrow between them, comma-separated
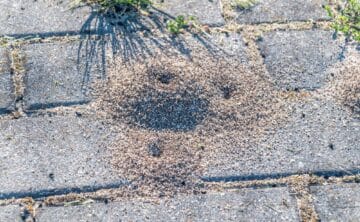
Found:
148,67 -> 175,85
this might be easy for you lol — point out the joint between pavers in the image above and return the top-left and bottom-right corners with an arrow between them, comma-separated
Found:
9,46 -> 27,118
24,100 -> 91,114
0,174 -> 358,211
1,19 -> 333,49
221,20 -> 333,35
0,35 -> 83,48
287,175 -> 321,222
0,181 -> 128,201
202,169 -> 360,183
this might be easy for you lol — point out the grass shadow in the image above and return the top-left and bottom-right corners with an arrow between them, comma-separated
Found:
76,4 -> 223,88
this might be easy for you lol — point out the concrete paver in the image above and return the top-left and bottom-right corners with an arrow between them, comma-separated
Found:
204,99 -> 360,180
236,0 -> 328,24
36,187 -> 299,222
23,42 -> 103,111
0,116 -> 124,199
0,47 -> 14,114
311,183 -> 360,221
0,205 -> 22,222
257,30 -> 343,90
0,0 -> 92,36
154,0 -> 225,26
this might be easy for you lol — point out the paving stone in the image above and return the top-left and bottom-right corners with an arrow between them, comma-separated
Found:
0,0 -> 92,36
0,205 -> 22,222
0,47 -> 14,114
0,116 -> 124,199
257,30 -> 343,90
235,0 -> 328,24
204,99 -> 360,180
36,187 -> 299,221
168,32 -> 248,61
93,31 -> 248,63
208,32 -> 248,60
311,183 -> 360,221
23,42 -> 104,111
154,0 -> 225,26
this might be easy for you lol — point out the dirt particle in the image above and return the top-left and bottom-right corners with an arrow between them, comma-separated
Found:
147,67 -> 175,85
157,72 -> 173,84
220,85 -> 234,99
148,142 -> 162,157
256,36 -> 264,42
353,99 -> 360,115
20,208 -> 32,222
49,173 -> 55,181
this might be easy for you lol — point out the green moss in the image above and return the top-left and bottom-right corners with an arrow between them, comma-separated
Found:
325,0 -> 360,42
167,16 -> 189,35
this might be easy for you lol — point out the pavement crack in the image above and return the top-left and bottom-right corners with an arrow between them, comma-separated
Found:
288,175 -> 320,222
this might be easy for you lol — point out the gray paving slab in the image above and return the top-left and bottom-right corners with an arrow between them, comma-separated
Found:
87,31 -> 248,64
36,187 -> 299,221
0,0 -> 92,36
0,116 -> 124,199
0,47 -> 14,114
176,32 -> 248,61
204,99 -> 360,179
154,0 -> 225,26
208,32 -> 248,60
235,0 -> 328,24
23,42 -> 104,111
0,205 -> 22,222
311,183 -> 360,221
257,30 -> 343,90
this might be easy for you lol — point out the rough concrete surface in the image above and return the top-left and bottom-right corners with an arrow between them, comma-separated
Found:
311,183 -> 360,222
0,47 -> 14,114
257,30 -> 344,90
154,0 -> 225,26
236,0 -> 328,24
0,116 -> 124,199
36,187 -> 299,221
0,205 -> 22,222
23,42 -> 104,111
0,0 -> 92,36
0,0 -> 358,220
205,99 -> 360,179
